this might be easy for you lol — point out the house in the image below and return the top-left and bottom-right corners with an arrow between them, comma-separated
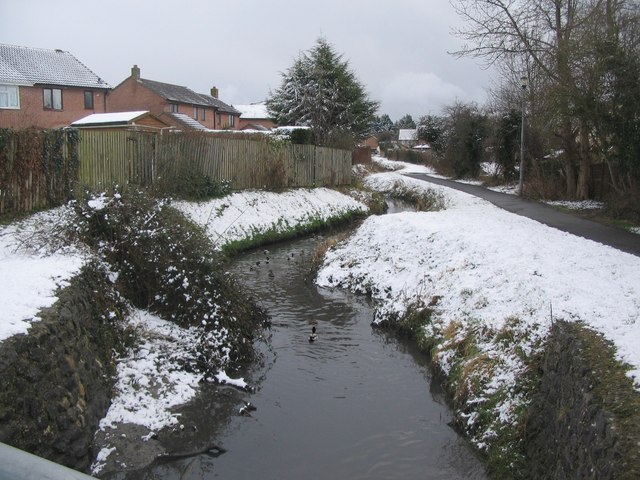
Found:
234,102 -> 276,131
0,43 -> 110,129
70,111 -> 173,132
107,65 -> 240,131
361,135 -> 379,152
398,128 -> 418,147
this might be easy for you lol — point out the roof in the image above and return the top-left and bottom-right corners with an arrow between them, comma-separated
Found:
165,112 -> 210,131
71,111 -> 150,126
234,102 -> 270,119
398,129 -> 417,141
138,78 -> 239,114
0,43 -> 109,89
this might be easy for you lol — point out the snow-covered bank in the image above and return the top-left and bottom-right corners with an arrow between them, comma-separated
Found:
0,187 -> 368,475
0,207 -> 85,342
316,161 -> 640,463
321,164 -> 640,381
174,187 -> 367,250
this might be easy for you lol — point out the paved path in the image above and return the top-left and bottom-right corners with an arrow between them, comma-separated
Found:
404,173 -> 640,257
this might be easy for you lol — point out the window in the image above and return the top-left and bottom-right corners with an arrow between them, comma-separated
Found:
84,91 -> 94,109
229,114 -> 235,127
170,103 -> 179,113
0,85 -> 20,109
200,108 -> 206,121
194,107 -> 198,119
43,88 -> 62,110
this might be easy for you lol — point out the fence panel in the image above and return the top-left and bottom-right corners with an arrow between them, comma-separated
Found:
41,130 -> 351,200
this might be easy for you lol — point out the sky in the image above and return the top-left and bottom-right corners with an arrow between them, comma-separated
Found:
0,0 -> 494,121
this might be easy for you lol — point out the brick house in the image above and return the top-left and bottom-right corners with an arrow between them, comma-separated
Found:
0,43 -> 110,129
108,65 -> 240,131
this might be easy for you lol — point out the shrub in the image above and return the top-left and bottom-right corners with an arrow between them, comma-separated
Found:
72,190 -> 267,371
289,128 -> 313,145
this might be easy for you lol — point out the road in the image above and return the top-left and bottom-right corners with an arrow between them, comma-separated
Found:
404,173 -> 640,257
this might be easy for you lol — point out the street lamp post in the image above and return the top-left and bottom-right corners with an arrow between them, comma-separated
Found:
518,75 -> 528,197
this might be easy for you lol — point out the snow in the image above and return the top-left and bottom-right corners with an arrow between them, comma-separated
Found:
0,208 -> 85,341
0,187 -> 368,459
98,309 -> 203,432
234,102 -> 269,119
175,188 -> 367,250
71,111 -> 149,125
317,161 -> 640,386
3,157 -> 639,464
398,128 -> 417,141
545,199 -> 605,210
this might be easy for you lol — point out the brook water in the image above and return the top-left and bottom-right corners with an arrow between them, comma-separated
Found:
120,224 -> 486,479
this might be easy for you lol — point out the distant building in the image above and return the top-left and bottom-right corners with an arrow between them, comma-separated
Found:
0,43 -> 110,129
107,65 -> 240,131
398,128 -> 418,147
234,102 -> 276,131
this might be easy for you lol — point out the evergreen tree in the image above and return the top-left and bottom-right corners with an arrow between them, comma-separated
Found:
395,114 -> 416,130
370,114 -> 394,134
266,38 -> 379,147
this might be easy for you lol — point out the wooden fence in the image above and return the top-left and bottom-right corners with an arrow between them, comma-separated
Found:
76,130 -> 352,192
0,129 -> 78,217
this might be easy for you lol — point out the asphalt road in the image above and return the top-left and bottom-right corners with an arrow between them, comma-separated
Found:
404,173 -> 640,257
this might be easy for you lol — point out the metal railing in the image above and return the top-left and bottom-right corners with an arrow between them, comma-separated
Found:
0,442 -> 97,480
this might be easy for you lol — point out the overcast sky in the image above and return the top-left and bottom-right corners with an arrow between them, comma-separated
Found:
0,0 -> 495,121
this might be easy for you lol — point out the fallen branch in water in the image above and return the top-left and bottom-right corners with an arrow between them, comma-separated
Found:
156,443 -> 227,462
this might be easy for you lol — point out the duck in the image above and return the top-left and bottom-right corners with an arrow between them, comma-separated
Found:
238,401 -> 257,417
308,326 -> 317,343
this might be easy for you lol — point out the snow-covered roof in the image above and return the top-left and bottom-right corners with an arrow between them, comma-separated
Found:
0,43 -> 110,89
234,102 -> 270,119
398,129 -> 417,141
166,113 -> 210,131
71,111 -> 150,126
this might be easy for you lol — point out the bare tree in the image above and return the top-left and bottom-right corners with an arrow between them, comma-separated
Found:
451,0 -> 639,199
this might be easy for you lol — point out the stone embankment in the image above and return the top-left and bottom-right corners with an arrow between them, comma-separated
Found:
525,320 -> 640,479
0,266 -> 123,471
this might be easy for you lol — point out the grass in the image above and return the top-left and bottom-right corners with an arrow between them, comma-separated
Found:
565,322 -> 640,479
220,209 -> 367,257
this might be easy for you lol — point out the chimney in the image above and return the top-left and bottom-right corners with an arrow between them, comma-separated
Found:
210,86 -> 219,98
131,65 -> 140,79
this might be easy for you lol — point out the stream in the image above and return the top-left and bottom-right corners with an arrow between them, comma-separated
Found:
120,220 -> 487,479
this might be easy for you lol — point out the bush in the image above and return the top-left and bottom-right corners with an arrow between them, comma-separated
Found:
73,190 -> 267,371
156,170 -> 232,201
289,128 -> 313,145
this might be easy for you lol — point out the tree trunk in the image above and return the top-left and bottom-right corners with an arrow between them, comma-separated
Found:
577,124 -> 591,200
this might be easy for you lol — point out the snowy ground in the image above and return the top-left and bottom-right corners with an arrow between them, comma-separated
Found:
321,161 -> 640,381
317,159 -> 640,452
174,187 -> 367,249
0,207 -> 86,342
3,165 -> 638,468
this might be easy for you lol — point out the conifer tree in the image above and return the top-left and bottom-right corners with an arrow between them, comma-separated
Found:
267,38 -> 379,147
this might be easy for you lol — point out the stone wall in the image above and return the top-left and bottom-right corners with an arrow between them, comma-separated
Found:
525,320 -> 640,479
0,265 -> 124,472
